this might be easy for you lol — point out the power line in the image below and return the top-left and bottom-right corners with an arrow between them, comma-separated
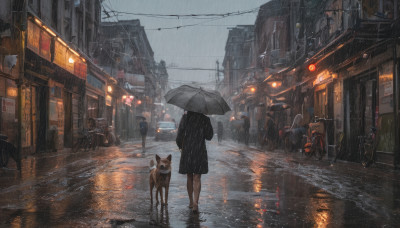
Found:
102,6 -> 259,31
105,7 -> 259,19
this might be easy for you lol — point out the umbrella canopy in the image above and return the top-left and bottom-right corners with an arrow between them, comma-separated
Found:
268,102 -> 291,112
164,85 -> 231,115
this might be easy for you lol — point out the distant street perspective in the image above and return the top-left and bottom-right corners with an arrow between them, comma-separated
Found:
1,137 -> 399,227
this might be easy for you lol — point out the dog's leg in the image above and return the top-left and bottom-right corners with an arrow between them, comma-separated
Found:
159,187 -> 164,205
150,181 -> 154,204
156,187 -> 159,204
165,186 -> 169,205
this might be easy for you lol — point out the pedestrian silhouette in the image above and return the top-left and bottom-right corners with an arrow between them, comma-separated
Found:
139,118 -> 148,152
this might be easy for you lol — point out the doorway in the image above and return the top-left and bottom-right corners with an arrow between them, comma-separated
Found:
36,86 -> 48,153
345,72 -> 377,161
64,91 -> 73,148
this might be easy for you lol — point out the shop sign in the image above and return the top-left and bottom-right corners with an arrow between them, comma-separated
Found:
27,21 -> 40,54
87,74 -> 105,91
28,20 -> 87,80
27,21 -> 51,61
39,30 -> 51,61
313,70 -> 332,87
2,97 -> 15,114
74,60 -> 87,80
54,40 -> 67,69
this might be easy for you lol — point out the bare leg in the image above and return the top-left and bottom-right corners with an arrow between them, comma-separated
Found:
187,174 -> 194,208
193,174 -> 201,212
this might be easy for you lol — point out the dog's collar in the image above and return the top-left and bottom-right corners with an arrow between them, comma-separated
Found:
150,165 -> 156,170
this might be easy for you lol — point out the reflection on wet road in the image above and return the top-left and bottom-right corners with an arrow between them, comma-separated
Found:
0,138 -> 399,227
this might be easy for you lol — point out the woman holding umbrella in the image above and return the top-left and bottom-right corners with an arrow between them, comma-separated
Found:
165,85 -> 230,213
176,111 -> 213,213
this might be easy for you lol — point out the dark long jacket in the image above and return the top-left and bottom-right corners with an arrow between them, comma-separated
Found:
176,111 -> 213,174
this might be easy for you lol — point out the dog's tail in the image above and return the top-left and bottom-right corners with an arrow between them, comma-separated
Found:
149,160 -> 156,171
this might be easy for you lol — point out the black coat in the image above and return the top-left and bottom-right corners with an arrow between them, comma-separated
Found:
176,111 -> 213,174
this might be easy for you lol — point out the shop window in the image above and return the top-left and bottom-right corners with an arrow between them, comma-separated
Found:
87,96 -> 99,119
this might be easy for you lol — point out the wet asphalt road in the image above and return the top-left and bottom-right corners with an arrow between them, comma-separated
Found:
0,137 -> 399,227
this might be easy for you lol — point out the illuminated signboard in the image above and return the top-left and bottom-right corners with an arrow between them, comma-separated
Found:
27,20 -> 40,53
54,40 -> 67,69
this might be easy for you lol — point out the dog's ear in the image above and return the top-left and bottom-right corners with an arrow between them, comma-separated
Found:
156,154 -> 160,163
167,154 -> 172,161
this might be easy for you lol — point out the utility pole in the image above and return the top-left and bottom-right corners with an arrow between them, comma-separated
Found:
393,36 -> 399,169
216,60 -> 220,82
17,0 -> 27,170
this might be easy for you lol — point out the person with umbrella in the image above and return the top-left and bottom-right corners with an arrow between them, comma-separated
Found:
165,85 -> 230,213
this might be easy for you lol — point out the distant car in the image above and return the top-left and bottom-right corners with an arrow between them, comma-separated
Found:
155,121 -> 177,141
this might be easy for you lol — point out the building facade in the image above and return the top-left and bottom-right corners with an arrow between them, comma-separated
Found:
221,0 -> 400,168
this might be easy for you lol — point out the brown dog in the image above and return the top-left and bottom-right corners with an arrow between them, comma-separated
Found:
150,154 -> 172,205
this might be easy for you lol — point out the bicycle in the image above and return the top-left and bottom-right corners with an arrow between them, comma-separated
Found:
72,129 -> 100,152
358,127 -> 377,168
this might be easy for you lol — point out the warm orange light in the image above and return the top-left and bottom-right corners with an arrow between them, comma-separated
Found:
68,57 -> 74,64
308,64 -> 316,72
108,86 -> 112,92
42,25 -> 56,37
122,95 -> 127,100
7,87 -> 18,97
57,37 -> 67,47
34,18 -> 42,26
250,87 -> 256,92
272,82 -> 277,88
137,100 -> 142,105
70,48 -> 80,57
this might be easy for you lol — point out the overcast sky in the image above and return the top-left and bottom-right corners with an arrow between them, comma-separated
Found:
103,0 -> 268,88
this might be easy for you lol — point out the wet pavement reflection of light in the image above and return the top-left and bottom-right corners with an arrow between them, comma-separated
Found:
0,139 -> 398,227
